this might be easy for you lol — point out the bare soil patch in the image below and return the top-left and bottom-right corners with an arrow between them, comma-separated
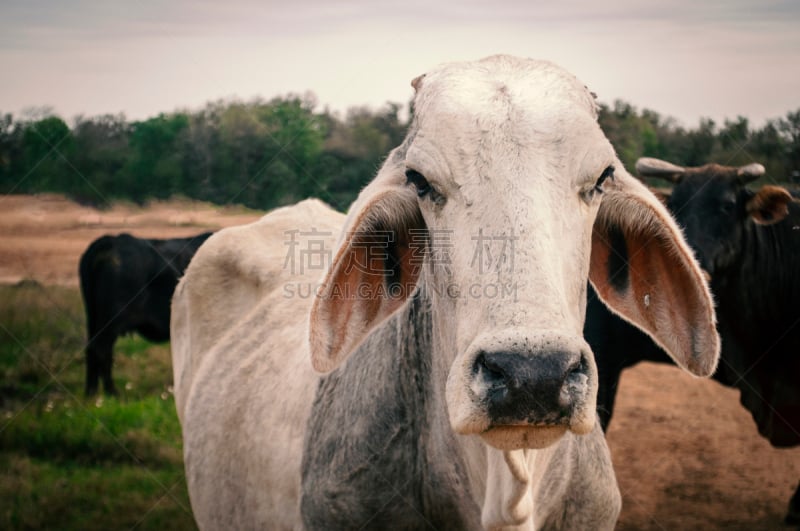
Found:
608,362 -> 800,529
0,194 -> 264,286
2,194 -> 797,529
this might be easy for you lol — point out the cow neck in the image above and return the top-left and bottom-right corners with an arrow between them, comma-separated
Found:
482,448 -> 537,529
369,287 -> 485,527
709,207 -> 800,448
721,207 -> 800,329
303,289 -> 479,528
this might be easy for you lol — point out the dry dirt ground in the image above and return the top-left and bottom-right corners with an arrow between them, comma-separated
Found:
2,194 -> 799,529
0,194 -> 264,286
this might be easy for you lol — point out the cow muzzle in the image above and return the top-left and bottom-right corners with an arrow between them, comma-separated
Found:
475,349 -> 588,425
447,331 -> 598,450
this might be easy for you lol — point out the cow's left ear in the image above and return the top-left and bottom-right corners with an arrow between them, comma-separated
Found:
589,172 -> 720,377
309,155 -> 426,373
746,185 -> 793,225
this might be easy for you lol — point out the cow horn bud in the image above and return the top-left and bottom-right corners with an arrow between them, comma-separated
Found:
737,163 -> 765,183
635,157 -> 686,183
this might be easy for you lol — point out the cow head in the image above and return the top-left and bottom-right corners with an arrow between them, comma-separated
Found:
310,56 -> 719,451
636,157 -> 793,276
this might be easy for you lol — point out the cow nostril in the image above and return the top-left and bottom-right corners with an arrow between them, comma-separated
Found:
556,358 -> 586,408
473,353 -> 507,385
566,358 -> 584,380
563,357 -> 589,391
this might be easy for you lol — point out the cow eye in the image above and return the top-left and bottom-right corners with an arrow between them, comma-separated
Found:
583,165 -> 614,203
594,165 -> 615,194
720,196 -> 737,214
406,169 -> 432,198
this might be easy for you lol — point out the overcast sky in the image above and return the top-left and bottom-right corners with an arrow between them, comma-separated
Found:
1,0 -> 798,127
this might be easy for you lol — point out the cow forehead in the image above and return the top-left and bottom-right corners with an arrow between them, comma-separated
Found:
683,165 -> 742,187
407,57 -> 610,189
415,56 -> 597,124
676,173 -> 739,202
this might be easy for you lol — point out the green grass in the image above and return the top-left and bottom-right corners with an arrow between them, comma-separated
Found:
0,282 -> 197,530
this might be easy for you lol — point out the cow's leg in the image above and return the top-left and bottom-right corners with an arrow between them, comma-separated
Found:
786,481 -> 800,526
86,332 -> 117,396
98,336 -> 118,396
84,342 -> 100,396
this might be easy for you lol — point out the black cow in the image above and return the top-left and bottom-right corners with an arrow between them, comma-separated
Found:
79,232 -> 213,396
586,157 -> 800,524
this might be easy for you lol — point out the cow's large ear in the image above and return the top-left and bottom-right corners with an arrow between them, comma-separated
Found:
589,173 -> 720,377
309,161 -> 425,373
746,185 -> 792,225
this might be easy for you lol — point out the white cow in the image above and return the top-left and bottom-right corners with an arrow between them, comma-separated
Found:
172,55 -> 720,530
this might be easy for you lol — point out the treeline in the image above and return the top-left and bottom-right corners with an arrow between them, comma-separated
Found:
0,95 -> 407,211
598,101 -> 800,183
1,96 -> 799,211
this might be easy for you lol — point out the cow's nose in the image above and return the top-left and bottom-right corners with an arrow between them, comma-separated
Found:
473,350 -> 588,425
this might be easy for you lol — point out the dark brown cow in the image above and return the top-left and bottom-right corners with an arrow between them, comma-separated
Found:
587,157 -> 800,524
79,232 -> 212,396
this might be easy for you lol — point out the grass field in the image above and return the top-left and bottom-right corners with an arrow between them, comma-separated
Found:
0,282 -> 196,530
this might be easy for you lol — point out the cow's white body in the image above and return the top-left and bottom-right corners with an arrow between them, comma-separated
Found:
172,199 -> 344,530
172,56 -> 719,530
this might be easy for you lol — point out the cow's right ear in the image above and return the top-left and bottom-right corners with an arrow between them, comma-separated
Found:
309,158 -> 426,373
589,170 -> 720,378
746,185 -> 793,225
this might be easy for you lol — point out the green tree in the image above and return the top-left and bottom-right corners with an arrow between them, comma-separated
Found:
317,103 -> 408,209
19,115 -> 74,194
778,109 -> 800,183
749,120 -> 784,179
599,100 -> 669,171
0,113 -> 24,192
70,114 -> 131,205
122,113 -> 189,202
250,94 -> 326,208
180,103 -> 222,201
683,118 -> 716,166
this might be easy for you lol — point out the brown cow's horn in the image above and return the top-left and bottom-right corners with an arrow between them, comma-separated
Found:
635,157 -> 686,183
737,163 -> 765,183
